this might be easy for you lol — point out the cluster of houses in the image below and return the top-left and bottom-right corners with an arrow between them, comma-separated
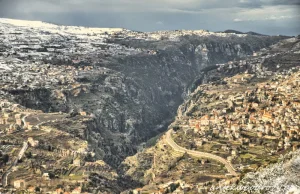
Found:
177,70 -> 300,164
0,99 -> 45,134
0,99 -> 99,192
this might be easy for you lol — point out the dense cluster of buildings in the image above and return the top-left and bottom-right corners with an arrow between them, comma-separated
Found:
175,68 -> 300,170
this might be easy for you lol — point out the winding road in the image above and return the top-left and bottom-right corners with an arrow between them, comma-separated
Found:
1,141 -> 28,187
165,129 -> 238,176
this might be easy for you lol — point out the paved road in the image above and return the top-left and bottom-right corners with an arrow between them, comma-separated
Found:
165,129 -> 238,176
17,142 -> 28,161
21,114 -> 29,126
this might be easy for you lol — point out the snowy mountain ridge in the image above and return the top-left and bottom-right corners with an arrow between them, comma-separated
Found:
0,18 -> 251,41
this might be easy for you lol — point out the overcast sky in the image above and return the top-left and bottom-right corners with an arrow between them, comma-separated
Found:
0,0 -> 299,35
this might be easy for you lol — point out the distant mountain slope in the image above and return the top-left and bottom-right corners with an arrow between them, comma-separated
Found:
223,29 -> 268,36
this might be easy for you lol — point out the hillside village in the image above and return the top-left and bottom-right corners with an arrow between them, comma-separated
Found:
175,69 -> 300,170
124,67 -> 300,193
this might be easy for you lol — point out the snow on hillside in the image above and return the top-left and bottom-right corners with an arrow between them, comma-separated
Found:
0,18 -> 125,35
0,18 -> 250,39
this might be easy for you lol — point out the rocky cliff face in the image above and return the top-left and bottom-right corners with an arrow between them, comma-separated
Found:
0,19 -> 289,168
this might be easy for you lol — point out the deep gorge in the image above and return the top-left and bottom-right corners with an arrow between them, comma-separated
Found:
6,34 -> 287,169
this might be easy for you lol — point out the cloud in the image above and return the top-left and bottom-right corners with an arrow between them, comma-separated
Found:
234,14 -> 300,22
1,0 -> 298,13
233,5 -> 300,22
234,18 -> 243,22
156,21 -> 164,25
